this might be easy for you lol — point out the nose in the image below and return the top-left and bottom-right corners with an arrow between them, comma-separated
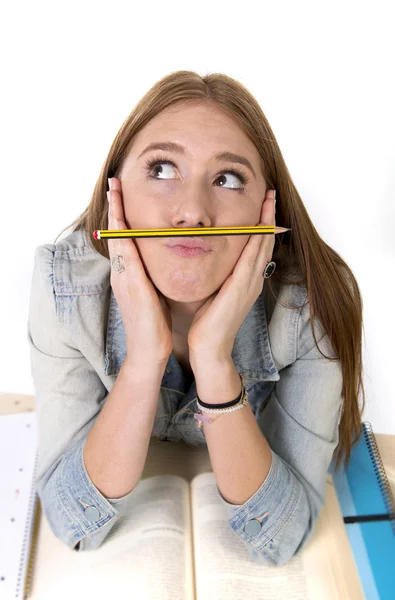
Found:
171,186 -> 212,232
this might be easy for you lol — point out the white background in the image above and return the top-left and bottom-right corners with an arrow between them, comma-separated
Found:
1,1 -> 394,433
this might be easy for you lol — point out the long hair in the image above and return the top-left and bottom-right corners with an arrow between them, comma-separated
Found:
54,70 -> 365,472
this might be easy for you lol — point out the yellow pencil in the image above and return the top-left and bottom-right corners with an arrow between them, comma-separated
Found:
93,225 -> 291,240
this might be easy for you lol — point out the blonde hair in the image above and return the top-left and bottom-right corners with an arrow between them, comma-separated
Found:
55,70 -> 366,471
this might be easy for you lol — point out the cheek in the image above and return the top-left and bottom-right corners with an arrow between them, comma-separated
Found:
123,192 -> 160,228
223,239 -> 247,275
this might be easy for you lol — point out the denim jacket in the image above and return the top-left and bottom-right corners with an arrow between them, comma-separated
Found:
27,228 -> 343,566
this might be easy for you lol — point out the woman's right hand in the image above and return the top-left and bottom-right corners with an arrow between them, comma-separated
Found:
107,177 -> 173,367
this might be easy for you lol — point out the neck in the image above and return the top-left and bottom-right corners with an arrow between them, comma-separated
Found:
166,297 -> 206,335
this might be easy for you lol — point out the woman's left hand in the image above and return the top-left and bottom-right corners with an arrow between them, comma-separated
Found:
188,189 -> 276,364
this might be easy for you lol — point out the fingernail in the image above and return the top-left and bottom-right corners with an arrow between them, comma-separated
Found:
107,191 -> 111,203
108,178 -> 112,190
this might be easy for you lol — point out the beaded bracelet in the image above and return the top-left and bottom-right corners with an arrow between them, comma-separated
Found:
193,373 -> 249,428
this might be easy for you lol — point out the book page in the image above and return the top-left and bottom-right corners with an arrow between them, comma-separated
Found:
0,411 -> 38,600
190,472 -> 365,600
30,437 -> 212,600
375,433 -> 395,497
31,474 -> 192,600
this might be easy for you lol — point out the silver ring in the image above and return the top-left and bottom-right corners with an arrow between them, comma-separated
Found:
263,261 -> 276,279
110,255 -> 126,273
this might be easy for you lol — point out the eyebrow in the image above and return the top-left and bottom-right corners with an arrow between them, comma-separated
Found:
137,141 -> 256,179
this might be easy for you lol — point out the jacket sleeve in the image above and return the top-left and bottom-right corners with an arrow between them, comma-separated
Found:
27,244 -> 136,552
215,292 -> 343,566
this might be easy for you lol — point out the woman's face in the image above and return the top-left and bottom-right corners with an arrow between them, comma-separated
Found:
119,101 -> 267,331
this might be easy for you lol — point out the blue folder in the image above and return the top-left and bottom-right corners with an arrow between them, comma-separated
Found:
329,422 -> 395,600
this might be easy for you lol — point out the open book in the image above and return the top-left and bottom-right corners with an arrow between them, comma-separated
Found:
28,436 -> 373,600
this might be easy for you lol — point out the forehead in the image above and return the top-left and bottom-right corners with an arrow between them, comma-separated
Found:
131,102 -> 260,160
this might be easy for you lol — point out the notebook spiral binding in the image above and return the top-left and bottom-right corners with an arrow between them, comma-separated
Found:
364,421 -> 395,535
15,450 -> 40,600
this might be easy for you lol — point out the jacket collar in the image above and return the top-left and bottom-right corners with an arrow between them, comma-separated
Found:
104,282 -> 279,385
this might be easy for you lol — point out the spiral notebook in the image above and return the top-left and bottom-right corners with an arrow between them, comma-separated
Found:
329,421 -> 395,600
0,411 -> 40,600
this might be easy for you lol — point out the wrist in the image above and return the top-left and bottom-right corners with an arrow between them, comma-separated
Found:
192,359 -> 242,405
123,355 -> 169,377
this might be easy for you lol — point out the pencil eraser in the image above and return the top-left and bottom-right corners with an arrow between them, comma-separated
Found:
93,230 -> 100,239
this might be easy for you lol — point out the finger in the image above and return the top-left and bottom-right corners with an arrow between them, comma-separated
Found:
259,189 -> 276,225
253,189 -> 276,276
107,178 -> 126,226
107,178 -> 128,259
107,188 -> 121,258
251,188 -> 275,247
107,179 -> 145,278
230,192 -> 272,285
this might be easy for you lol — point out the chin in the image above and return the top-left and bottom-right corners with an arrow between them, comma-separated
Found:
144,253 -> 229,298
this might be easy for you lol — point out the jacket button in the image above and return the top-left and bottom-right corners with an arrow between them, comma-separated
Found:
244,519 -> 262,535
84,506 -> 101,522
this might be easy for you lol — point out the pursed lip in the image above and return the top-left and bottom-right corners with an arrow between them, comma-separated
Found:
166,238 -> 211,251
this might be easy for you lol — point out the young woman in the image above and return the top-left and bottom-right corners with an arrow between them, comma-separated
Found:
27,70 -> 365,562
